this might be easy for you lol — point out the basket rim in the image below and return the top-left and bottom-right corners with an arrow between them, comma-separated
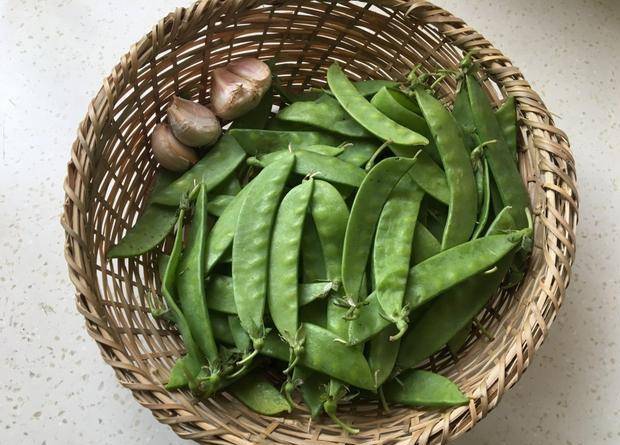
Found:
61,1 -> 578,444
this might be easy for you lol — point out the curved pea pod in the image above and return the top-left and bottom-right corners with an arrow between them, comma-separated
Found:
354,79 -> 399,97
229,129 -> 339,155
396,206 -> 519,369
151,135 -> 246,206
347,227 -> 531,345
230,85 -> 273,130
383,370 -> 469,408
452,84 -> 479,152
412,223 -> 441,264
250,149 -> 366,188
292,367 -> 328,418
177,184 -> 219,364
373,173 -> 424,337
327,63 -> 428,146
277,94 -> 372,138
230,372 -> 291,415
471,158 -> 491,239
416,87 -> 478,250
447,325 -> 471,356
232,152 -> 295,347
107,170 -> 179,258
268,179 -> 314,344
261,323 -> 376,390
388,148 -> 450,205
337,140 -> 378,167
342,157 -> 417,302
466,74 -> 529,228
300,217 -> 327,282
206,195 -> 234,217
496,95 -> 518,161
368,327 -> 401,387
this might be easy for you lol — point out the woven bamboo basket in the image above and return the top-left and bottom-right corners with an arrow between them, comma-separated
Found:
62,1 -> 578,443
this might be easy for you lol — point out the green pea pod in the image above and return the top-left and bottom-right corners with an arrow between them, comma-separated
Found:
337,140 -> 378,167
412,223 -> 441,264
368,327 -> 401,387
327,63 -> 429,146
300,299 -> 327,328
205,184 -> 252,273
374,173 -> 424,337
268,179 -> 314,346
232,152 -> 295,348
177,184 -> 219,364
467,74 -> 529,228
342,157 -> 417,301
354,79 -> 399,97
230,86 -> 273,130
211,311 -> 236,345
383,370 -> 469,408
452,84 -> 479,152
496,96 -> 518,161
304,144 -> 346,156
230,372 -> 291,415
388,148 -> 450,205
229,129 -> 339,156
250,149 -> 366,188
471,158 -> 491,239
151,135 -> 246,206
206,195 -> 234,217
228,315 -> 251,353
300,217 -> 327,282
416,87 -> 478,250
395,207 -> 518,370
277,95 -> 372,138
348,228 -> 531,345
447,325 -> 471,356
211,175 -> 241,196
292,367 -> 328,418
107,171 -> 179,258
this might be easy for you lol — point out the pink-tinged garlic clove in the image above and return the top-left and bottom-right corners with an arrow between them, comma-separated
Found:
211,68 -> 263,120
150,123 -> 199,172
167,96 -> 222,147
226,57 -> 272,97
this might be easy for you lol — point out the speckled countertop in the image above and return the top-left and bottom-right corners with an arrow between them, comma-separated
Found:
0,1 -> 618,444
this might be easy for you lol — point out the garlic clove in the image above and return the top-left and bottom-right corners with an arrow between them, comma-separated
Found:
226,57 -> 272,96
151,123 -> 199,172
167,96 -> 222,147
211,68 -> 262,120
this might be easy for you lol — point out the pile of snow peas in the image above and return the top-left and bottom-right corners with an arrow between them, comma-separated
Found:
108,59 -> 531,431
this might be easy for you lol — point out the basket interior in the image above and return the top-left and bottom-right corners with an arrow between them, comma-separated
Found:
78,1 -> 556,443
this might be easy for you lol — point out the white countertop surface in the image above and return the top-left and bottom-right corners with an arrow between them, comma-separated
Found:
1,1 -> 618,444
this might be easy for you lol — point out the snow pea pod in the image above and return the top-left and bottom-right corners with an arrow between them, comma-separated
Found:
230,372 -> 291,415
177,184 -> 218,364
303,144 -> 346,157
471,158 -> 491,239
452,84 -> 479,152
467,74 -> 530,228
277,95 -> 372,138
447,325 -> 470,356
206,194 -> 234,217
232,153 -> 295,351
395,207 -> 518,370
151,134 -> 246,206
107,170 -> 178,258
250,149 -> 366,188
412,223 -> 441,264
337,140 -> 377,167
229,129 -> 339,156
496,95 -> 518,161
292,367 -> 328,418
300,217 -> 327,282
268,180 -> 314,351
354,79 -> 399,97
389,148 -> 450,205
327,64 -> 429,146
347,227 -> 531,345
342,157 -> 417,302
368,327 -> 401,387
374,173 -> 424,338
416,87 -> 478,250
383,370 -> 469,408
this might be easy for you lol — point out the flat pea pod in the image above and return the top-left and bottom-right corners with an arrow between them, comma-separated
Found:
354,79 -> 399,97
327,64 -> 429,146
416,87 -> 478,250
496,95 -> 518,161
471,158 -> 491,239
337,140 -> 378,167
177,184 -> 219,364
211,311 -> 236,345
412,223 -> 441,264
347,227 -> 531,345
383,370 -> 469,408
211,175 -> 241,196
230,86 -> 273,130
447,325 -> 470,356
300,299 -> 327,328
207,194 -> 234,217
151,135 -> 246,206
260,323 -> 376,390
388,148 -> 450,205
292,367 -> 328,418
250,149 -> 366,188
467,74 -> 529,228
395,207 -> 518,369
107,171 -> 179,258
232,152 -> 295,348
368,327 -> 401,387
300,217 -> 327,282
304,144 -> 346,157
277,95 -> 372,138
227,315 -> 250,352
230,372 -> 291,415
452,84 -> 479,152
342,157 -> 417,301
229,129 -> 339,156
205,184 -> 252,273
373,173 -> 424,337
268,179 -> 314,344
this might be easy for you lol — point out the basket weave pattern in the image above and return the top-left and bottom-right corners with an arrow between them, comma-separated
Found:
62,1 -> 578,443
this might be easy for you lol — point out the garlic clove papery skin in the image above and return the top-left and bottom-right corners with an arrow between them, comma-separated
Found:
151,123 -> 199,172
167,96 -> 222,147
211,68 -> 263,120
226,57 -> 272,97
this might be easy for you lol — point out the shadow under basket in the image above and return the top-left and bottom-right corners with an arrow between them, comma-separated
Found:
62,1 -> 578,444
